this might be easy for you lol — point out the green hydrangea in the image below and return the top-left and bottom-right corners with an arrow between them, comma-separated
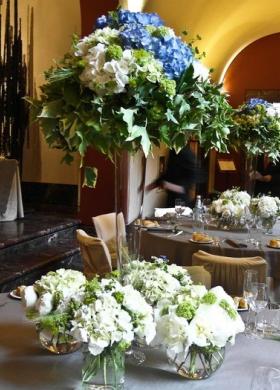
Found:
113,291 -> 124,304
106,44 -> 123,61
201,292 -> 217,305
219,299 -> 237,320
176,301 -> 196,320
160,78 -> 176,96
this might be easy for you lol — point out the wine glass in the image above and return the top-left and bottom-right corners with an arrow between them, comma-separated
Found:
251,366 -> 280,390
175,199 -> 185,219
243,269 -> 258,301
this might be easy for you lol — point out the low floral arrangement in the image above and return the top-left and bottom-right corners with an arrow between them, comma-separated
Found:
153,285 -> 244,376
22,261 -> 244,384
22,268 -> 156,386
27,8 -> 233,187
23,268 -> 86,348
122,256 -> 193,305
231,98 -> 280,162
209,188 -> 251,226
250,195 -> 280,233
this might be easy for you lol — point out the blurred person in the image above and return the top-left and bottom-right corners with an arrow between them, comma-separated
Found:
253,156 -> 280,197
146,145 -> 207,207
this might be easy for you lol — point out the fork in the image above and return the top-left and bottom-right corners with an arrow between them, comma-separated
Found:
168,230 -> 183,237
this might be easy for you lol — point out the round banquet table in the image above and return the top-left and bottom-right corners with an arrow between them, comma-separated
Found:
140,218 -> 280,281
0,293 -> 280,390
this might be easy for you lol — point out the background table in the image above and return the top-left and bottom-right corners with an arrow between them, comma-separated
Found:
0,159 -> 24,221
0,293 -> 279,389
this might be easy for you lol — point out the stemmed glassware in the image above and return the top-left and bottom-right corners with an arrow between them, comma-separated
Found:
175,199 -> 185,219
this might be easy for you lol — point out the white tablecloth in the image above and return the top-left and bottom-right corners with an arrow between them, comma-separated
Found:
0,159 -> 24,221
0,294 -> 279,390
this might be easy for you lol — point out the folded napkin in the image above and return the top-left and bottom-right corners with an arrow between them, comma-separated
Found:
154,207 -> 192,218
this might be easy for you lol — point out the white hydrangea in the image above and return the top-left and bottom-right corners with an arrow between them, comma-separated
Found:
210,189 -> 251,220
74,28 -> 120,57
123,259 -> 192,305
254,195 -> 280,218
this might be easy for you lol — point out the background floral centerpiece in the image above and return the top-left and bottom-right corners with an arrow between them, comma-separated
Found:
209,188 -> 251,228
231,98 -> 280,162
250,195 -> 280,234
153,285 -> 244,379
28,8 -> 233,187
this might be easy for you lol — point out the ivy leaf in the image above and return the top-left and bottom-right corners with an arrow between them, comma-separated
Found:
38,100 -> 64,118
126,124 -> 151,156
166,109 -> 178,124
83,166 -> 98,188
120,107 -> 137,131
61,153 -> 74,165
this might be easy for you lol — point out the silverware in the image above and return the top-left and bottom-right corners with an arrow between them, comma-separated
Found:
168,230 -> 183,237
225,239 -> 247,248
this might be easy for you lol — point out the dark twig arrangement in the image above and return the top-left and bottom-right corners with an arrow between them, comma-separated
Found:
0,0 -> 28,168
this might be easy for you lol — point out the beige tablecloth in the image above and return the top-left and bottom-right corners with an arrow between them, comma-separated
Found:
140,218 -> 280,296
0,159 -> 24,221
0,294 -> 280,390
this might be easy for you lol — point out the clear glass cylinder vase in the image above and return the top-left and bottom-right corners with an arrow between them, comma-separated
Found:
82,348 -> 125,389
261,216 -> 277,235
244,155 -> 258,196
170,346 -> 225,380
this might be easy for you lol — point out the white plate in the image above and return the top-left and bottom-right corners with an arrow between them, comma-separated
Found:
9,290 -> 21,300
189,238 -> 213,244
237,307 -> 248,312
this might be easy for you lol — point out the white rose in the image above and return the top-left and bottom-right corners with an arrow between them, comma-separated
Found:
22,286 -> 37,309
36,292 -> 53,315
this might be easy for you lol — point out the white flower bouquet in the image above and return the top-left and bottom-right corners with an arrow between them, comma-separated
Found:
250,195 -> 280,233
210,188 -> 251,228
122,257 -> 192,305
153,285 -> 244,378
22,268 -> 87,353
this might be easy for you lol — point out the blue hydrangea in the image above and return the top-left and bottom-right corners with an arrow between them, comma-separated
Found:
246,98 -> 272,109
151,35 -> 193,79
118,9 -> 163,27
95,15 -> 108,29
120,24 -> 154,50
94,9 -> 193,79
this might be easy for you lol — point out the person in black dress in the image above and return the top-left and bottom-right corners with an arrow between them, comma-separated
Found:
146,145 -> 207,207
254,157 -> 280,197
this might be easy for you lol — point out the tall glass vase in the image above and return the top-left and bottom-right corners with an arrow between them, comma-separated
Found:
114,151 -> 147,271
82,348 -> 125,389
244,155 -> 258,196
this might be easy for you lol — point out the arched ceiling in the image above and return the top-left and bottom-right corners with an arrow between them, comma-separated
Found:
144,0 -> 280,81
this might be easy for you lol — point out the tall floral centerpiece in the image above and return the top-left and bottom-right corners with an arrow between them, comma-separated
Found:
28,9 -> 232,187
231,98 -> 280,194
27,9 -> 233,267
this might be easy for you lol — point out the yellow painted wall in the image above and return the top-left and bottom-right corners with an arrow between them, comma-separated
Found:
2,0 -> 81,184
145,0 -> 280,81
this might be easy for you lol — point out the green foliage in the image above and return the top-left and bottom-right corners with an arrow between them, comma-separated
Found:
231,103 -> 280,162
27,35 -> 233,187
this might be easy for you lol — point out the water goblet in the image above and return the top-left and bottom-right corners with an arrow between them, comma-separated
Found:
175,199 -> 185,219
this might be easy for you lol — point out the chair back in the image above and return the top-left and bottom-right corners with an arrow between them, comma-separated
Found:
93,212 -> 126,243
192,250 -> 267,296
92,212 -> 126,268
76,229 -> 112,279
